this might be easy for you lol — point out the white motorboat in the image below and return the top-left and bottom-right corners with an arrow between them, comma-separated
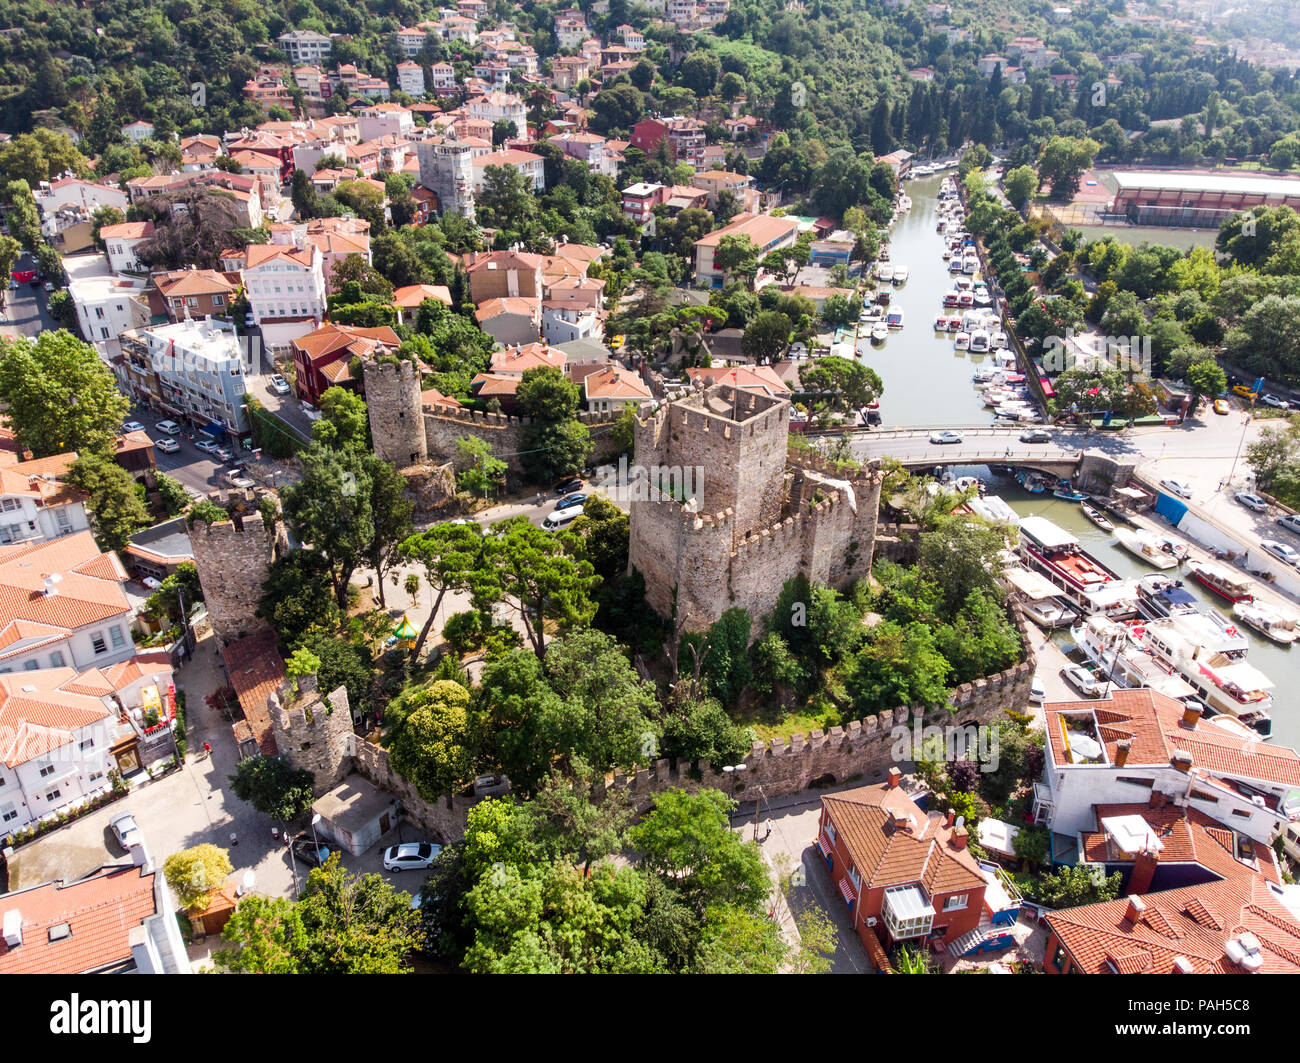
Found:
948,257 -> 965,272
1135,617 -> 1272,736
1233,600 -> 1300,645
1113,528 -> 1180,570
992,331 -> 1008,349
871,324 -> 888,342
876,263 -> 895,282
969,329 -> 990,353
955,331 -> 970,350
893,265 -> 909,284
962,254 -> 979,274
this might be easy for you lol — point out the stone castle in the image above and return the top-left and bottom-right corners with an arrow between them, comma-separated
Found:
628,384 -> 884,637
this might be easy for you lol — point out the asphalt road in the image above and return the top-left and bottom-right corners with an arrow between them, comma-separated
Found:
2,251 -> 59,339
126,403 -> 240,496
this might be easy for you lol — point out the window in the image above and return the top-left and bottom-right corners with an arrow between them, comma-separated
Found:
88,771 -> 103,783
45,788 -> 61,802
23,660 -> 37,671
91,632 -> 107,655
100,327 -> 109,339
109,626 -> 125,649
0,497 -> 21,512
80,738 -> 94,751
212,295 -> 225,307
943,894 -> 969,912
824,822 -> 837,846
1231,808 -> 1252,819
39,764 -> 55,778
0,804 -> 16,823
95,307 -> 105,319
848,866 -> 861,891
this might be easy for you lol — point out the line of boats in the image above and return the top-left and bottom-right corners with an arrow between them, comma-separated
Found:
1005,512 -> 1293,737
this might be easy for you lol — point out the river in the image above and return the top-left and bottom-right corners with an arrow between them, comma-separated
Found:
867,176 -> 1300,749
860,173 -> 1006,429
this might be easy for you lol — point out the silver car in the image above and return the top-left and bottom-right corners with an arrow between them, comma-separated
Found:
1261,539 -> 1300,567
108,811 -> 141,849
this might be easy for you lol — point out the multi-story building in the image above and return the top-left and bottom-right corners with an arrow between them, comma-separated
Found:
689,169 -> 758,210
1032,690 -> 1300,851
152,268 -> 239,323
0,842 -> 192,973
393,26 -> 430,57
291,323 -> 401,406
416,139 -> 476,219
630,117 -> 706,167
554,8 -> 589,49
471,148 -> 545,192
278,29 -> 332,64
464,249 -> 544,304
467,91 -> 528,139
0,533 -> 137,676
357,103 -> 414,142
550,55 -> 592,91
0,462 -> 89,546
553,131 -> 615,176
120,121 -> 155,143
65,254 -> 150,358
242,242 -> 327,355
397,62 -> 425,97
430,63 -> 458,94
621,181 -> 668,223
692,212 -> 800,287
97,222 -> 154,275
119,317 -> 251,436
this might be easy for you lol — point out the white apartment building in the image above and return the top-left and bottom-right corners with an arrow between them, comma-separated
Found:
33,178 -> 128,218
467,92 -> 528,139
397,62 -> 426,97
0,466 -> 90,546
357,103 -> 415,141
121,317 -> 250,435
65,254 -> 150,358
242,242 -> 328,354
97,222 -> 153,275
278,29 -> 333,64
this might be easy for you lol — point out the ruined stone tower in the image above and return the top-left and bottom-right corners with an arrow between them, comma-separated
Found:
268,672 -> 355,793
628,384 -> 882,637
189,504 -> 283,645
362,356 -> 427,468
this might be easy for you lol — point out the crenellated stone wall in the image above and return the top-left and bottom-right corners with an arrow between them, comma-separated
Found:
422,405 -> 624,479
268,673 -> 357,794
354,737 -> 480,841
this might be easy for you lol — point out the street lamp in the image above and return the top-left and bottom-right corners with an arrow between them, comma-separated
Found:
721,762 -> 746,797
1228,411 -> 1252,489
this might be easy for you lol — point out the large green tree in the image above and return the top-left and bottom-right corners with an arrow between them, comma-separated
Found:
0,332 -> 130,457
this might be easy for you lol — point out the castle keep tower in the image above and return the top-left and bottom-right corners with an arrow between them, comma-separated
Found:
629,383 -> 882,637
268,673 -> 355,793
362,356 -> 428,468
189,507 -> 280,645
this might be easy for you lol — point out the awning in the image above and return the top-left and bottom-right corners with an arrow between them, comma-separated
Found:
156,402 -> 184,418
838,876 -> 857,906
1115,486 -> 1148,500
201,421 -> 228,438
816,833 -> 832,858
1004,565 -> 1065,601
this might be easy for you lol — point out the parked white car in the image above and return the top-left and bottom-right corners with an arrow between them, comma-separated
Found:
1159,478 -> 1193,499
1261,539 -> 1300,567
383,842 -> 442,872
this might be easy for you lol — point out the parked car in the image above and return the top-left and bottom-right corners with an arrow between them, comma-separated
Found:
1232,384 -> 1258,400
1261,539 -> 1300,567
214,446 -> 233,462
121,421 -> 145,434
108,812 -> 141,850
43,280 -> 55,293
291,837 -> 332,868
1235,492 -> 1268,513
155,420 -> 181,435
552,476 -> 582,496
1029,674 -> 1046,704
383,841 -> 442,872
269,374 -> 291,395
154,437 -> 180,453
1276,513 -> 1300,536
1019,429 -> 1051,443
244,310 -> 255,328
555,492 -> 587,511
1062,664 -> 1105,699
1261,394 -> 1289,409
1213,399 -> 1230,415
141,576 -> 162,591
194,439 -> 219,454
1159,477 -> 1193,499
929,430 -> 964,445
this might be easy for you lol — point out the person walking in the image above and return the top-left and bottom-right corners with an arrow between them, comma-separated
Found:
229,831 -> 238,847
202,741 -> 212,759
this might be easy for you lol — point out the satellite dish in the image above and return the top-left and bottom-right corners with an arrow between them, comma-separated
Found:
955,815 -> 966,828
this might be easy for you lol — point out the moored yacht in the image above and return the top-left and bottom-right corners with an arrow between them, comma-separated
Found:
1069,615 -> 1197,700
1135,573 -> 1199,621
1017,516 -> 1138,618
1188,560 -> 1255,603
877,263 -> 895,282
1136,617 -> 1272,736
1233,600 -> 1300,645
885,308 -> 904,329
1113,527 -> 1180,570
892,265 -> 909,283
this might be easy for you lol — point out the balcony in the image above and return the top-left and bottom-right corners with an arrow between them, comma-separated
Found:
882,884 -> 934,941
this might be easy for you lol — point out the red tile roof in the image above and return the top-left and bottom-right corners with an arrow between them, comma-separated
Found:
222,628 -> 284,756
1046,876 -> 1300,973
0,864 -> 158,974
822,782 -> 987,894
